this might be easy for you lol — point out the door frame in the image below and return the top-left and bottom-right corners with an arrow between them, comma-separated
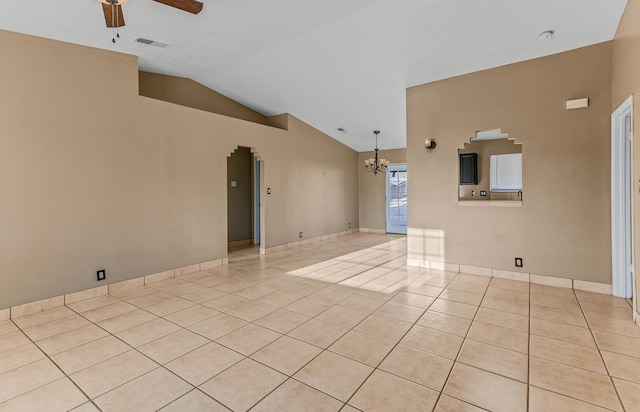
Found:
611,95 -> 634,300
252,155 -> 261,245
386,163 -> 407,234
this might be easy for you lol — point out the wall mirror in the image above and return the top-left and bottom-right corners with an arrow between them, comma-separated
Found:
458,129 -> 523,202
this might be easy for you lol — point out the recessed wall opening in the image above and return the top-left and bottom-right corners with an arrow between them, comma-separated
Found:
458,129 -> 523,202
227,146 -> 261,251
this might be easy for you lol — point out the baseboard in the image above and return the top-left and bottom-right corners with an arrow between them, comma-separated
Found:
228,239 -> 251,248
8,229 -> 363,315
408,258 -> 613,295
260,229 -> 360,255
6,256 -> 229,319
359,228 -> 386,234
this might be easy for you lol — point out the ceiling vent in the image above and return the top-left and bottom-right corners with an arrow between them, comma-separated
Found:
136,38 -> 169,48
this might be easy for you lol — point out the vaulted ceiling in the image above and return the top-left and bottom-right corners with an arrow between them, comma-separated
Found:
0,0 -> 627,150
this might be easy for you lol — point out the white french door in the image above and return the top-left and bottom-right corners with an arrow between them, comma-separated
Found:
386,164 -> 407,234
611,96 -> 633,302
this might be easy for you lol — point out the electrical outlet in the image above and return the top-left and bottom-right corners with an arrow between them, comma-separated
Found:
97,269 -> 106,281
515,258 -> 523,268
299,232 -> 303,238
349,222 -> 352,229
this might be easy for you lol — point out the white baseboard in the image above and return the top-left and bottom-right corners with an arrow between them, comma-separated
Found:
408,258 -> 612,294
359,228 -> 386,234
7,256 -> 229,319
228,239 -> 251,248
260,229 -> 360,255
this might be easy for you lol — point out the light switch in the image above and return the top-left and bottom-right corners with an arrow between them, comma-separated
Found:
231,180 -> 237,188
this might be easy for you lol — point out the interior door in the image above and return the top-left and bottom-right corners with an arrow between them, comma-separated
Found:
611,97 -> 634,301
386,164 -> 407,234
624,114 -> 633,302
253,156 -> 260,245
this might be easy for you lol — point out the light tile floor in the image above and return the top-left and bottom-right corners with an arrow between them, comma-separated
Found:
1,233 -> 639,411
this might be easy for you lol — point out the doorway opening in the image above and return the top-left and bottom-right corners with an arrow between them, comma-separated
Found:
611,96 -> 633,305
227,147 -> 261,251
386,163 -> 407,234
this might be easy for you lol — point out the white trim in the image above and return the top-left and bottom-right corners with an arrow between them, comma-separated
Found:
359,228 -> 386,234
65,286 -> 108,305
10,296 -> 65,318
573,279 -> 613,295
175,263 -> 202,277
530,274 -> 572,288
5,256 -> 230,317
228,239 -> 251,248
459,264 -> 492,277
612,95 -> 634,298
407,258 -> 613,294
458,200 -> 522,207
109,278 -> 144,293
386,163 -> 408,235
493,269 -> 530,282
407,258 -> 429,268
260,229 -> 361,254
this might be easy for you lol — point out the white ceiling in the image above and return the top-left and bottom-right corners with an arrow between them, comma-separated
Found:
0,0 -> 627,151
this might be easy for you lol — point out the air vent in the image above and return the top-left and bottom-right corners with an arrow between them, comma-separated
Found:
136,38 -> 169,48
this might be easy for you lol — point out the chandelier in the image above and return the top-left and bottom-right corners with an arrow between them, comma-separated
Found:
364,130 -> 389,175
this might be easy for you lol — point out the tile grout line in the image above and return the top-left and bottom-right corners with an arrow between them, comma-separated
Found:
13,235 -> 628,411
429,273 -> 493,411
79,271 -> 329,411
244,243 -> 413,410
61,296 -> 245,411
338,268 -> 472,410
528,281 -> 629,411
572,288 -> 627,412
311,272 -> 437,409
125,235 -> 405,411
6,315 -> 101,411
0,233 -> 400,410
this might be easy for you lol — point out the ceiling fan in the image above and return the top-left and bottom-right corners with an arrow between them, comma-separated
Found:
100,0 -> 203,42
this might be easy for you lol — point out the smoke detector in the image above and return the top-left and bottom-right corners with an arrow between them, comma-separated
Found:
538,30 -> 554,42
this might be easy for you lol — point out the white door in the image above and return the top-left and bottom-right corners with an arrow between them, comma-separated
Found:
252,156 -> 260,245
624,113 -> 632,298
386,164 -> 407,234
612,96 -> 633,300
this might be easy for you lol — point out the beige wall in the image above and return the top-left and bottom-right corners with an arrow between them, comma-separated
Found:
458,139 -> 522,200
0,30 -> 358,308
407,42 -> 613,283
612,0 -> 640,315
358,149 -> 407,231
227,147 -> 253,243
139,71 -> 268,125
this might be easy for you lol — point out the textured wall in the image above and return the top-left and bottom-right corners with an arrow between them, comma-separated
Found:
407,42 -> 612,283
0,30 -> 358,308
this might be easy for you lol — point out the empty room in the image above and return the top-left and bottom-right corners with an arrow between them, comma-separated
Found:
0,0 -> 639,411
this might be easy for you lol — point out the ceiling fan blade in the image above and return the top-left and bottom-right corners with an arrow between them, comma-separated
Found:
102,3 -> 125,28
152,0 -> 203,15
